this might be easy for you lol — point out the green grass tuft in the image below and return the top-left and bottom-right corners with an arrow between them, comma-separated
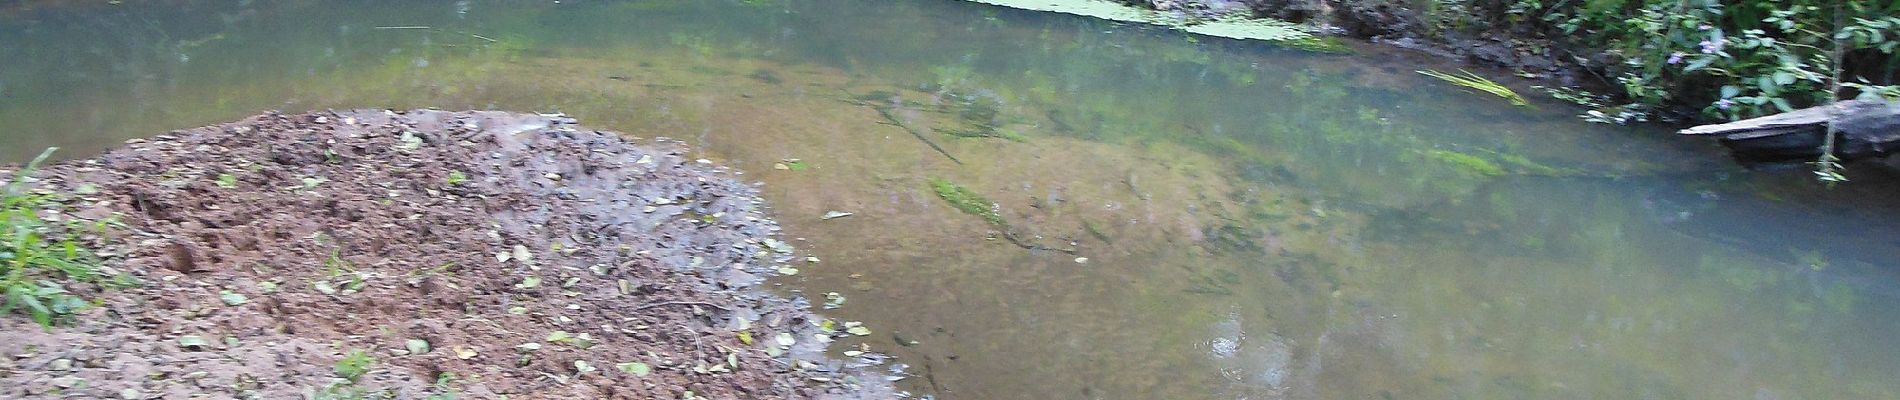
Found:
1418,69 -> 1531,107
929,178 -> 1004,226
334,349 -> 375,382
2,148 -> 109,327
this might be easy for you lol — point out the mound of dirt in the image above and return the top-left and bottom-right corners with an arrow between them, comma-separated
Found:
0,110 -> 894,399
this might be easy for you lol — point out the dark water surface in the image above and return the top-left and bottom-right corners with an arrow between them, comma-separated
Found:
5,1 -> 1900,399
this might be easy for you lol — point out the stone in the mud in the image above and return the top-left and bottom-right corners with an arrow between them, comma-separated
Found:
163,240 -> 203,272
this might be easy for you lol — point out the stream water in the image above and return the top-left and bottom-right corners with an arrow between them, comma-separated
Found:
5,1 -> 1900,399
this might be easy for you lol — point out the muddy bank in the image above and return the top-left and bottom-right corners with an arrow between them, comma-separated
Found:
0,110 -> 894,399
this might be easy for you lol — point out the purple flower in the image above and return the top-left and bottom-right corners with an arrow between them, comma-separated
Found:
1699,38 -> 1725,54
1666,52 -> 1684,65
1716,99 -> 1734,110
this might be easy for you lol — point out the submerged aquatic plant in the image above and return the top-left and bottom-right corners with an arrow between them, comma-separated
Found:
1417,69 -> 1532,107
928,178 -> 1004,226
1422,150 -> 1506,177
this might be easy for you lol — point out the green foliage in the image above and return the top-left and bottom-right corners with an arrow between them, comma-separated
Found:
334,349 -> 375,382
1521,0 -> 1900,120
1418,69 -> 1532,107
928,178 -> 1004,226
309,383 -> 387,400
2,148 -> 107,327
1422,150 -> 1506,177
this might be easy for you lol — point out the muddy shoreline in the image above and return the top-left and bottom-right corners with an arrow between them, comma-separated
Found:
0,110 -> 894,399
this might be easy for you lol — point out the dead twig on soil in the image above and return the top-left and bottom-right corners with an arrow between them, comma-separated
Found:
633,301 -> 731,311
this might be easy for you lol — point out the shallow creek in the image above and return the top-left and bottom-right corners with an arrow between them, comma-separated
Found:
4,1 -> 1900,399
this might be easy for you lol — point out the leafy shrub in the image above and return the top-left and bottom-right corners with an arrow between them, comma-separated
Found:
1519,0 -> 1900,121
334,349 -> 375,382
1,148 -> 106,327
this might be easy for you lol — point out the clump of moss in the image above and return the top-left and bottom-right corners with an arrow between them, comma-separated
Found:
1424,150 -> 1506,177
929,178 -> 1003,226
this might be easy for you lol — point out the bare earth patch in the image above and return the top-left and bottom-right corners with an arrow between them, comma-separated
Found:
0,109 -> 893,399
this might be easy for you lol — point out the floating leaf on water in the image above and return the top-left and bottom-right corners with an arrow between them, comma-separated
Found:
257,281 -> 278,294
727,352 -> 739,368
847,320 -> 874,335
1074,257 -> 1089,264
823,292 -> 846,309
774,332 -> 796,347
776,266 -> 799,276
821,211 -> 854,220
545,331 -> 573,343
219,291 -> 248,306
215,174 -> 237,188
312,281 -> 338,295
515,343 -> 542,352
495,252 -> 511,263
406,339 -> 430,355
819,319 -> 837,332
763,239 -> 794,253
574,360 -> 596,374
616,361 -> 652,377
805,256 -> 820,263
738,331 -> 754,345
780,159 -> 809,171
515,277 -> 542,289
300,176 -> 326,189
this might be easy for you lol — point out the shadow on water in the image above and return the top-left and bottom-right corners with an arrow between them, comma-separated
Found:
4,0 -> 1900,399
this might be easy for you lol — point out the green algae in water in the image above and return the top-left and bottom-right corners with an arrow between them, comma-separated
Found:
929,178 -> 1004,226
1424,150 -> 1506,177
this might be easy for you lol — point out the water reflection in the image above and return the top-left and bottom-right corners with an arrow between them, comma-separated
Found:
3,1 -> 1898,399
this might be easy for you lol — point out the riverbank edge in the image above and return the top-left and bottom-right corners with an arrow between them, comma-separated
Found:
0,109 -> 896,399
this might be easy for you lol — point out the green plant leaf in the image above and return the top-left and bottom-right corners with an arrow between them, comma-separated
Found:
219,290 -> 248,306
407,339 -> 431,355
615,362 -> 652,377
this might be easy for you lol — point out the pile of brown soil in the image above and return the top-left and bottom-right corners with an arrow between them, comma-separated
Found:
0,110 -> 893,399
